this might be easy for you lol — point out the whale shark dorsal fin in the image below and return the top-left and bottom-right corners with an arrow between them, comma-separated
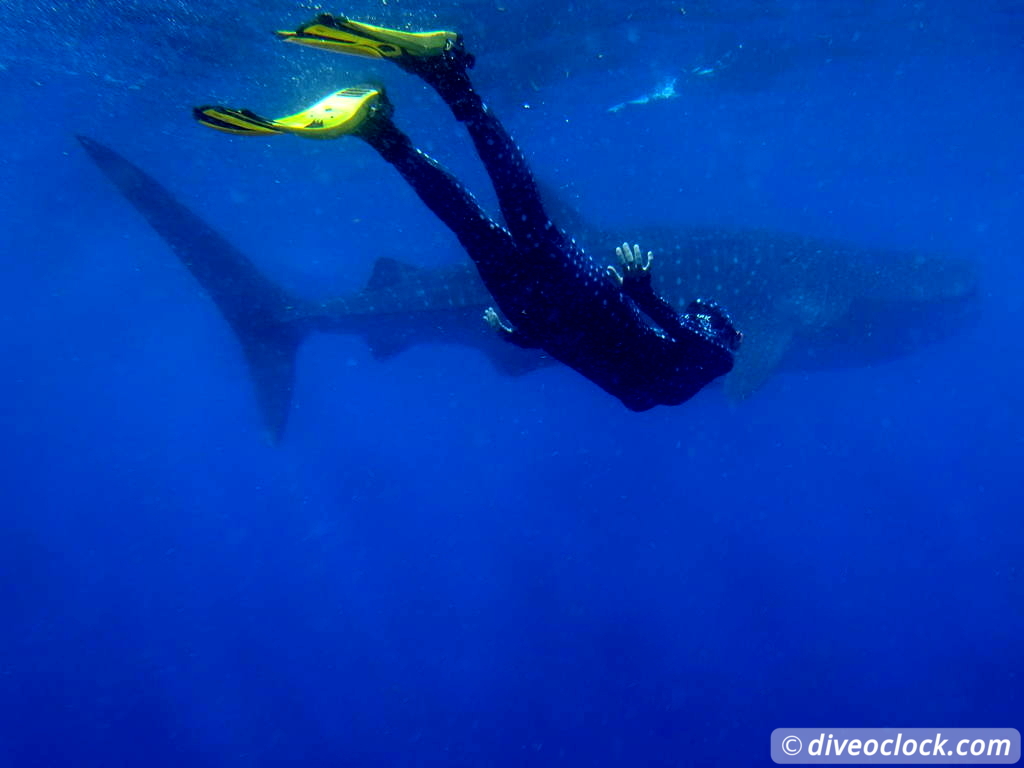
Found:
536,180 -> 593,237
365,257 -> 422,292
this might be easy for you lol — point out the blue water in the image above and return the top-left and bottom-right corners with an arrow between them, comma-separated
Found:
1,1 -> 1021,765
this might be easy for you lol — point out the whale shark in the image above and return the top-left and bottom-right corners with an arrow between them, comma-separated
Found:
76,136 -> 979,440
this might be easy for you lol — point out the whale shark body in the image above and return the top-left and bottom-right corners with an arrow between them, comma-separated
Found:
76,136 -> 978,440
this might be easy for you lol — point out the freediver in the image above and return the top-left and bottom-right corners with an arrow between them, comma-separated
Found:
194,14 -> 741,410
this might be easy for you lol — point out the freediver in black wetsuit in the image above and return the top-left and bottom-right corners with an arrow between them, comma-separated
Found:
195,14 -> 741,411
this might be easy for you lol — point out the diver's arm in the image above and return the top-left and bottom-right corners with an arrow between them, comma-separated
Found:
606,242 -> 694,340
484,307 -> 541,349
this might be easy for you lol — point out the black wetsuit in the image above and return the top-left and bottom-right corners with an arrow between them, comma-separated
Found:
361,47 -> 741,411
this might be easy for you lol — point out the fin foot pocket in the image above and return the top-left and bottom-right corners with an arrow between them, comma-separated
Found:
277,13 -> 458,60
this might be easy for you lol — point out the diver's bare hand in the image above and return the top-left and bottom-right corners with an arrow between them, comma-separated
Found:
607,242 -> 654,292
484,306 -> 539,349
484,306 -> 512,334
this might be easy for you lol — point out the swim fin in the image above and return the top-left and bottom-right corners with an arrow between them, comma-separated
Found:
276,13 -> 458,60
194,87 -> 385,140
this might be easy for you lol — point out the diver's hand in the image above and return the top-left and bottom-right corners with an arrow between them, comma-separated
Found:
484,306 -> 540,349
484,307 -> 510,333
607,242 -> 654,294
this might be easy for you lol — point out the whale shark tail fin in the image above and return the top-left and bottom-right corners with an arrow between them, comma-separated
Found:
237,324 -> 306,443
76,135 -> 310,442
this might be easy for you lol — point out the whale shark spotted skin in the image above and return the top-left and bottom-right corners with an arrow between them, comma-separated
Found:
76,136 -> 979,440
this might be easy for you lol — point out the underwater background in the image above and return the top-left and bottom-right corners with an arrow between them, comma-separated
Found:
1,0 -> 1021,765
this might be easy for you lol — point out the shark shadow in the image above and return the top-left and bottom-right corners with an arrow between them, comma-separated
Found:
77,136 -> 979,440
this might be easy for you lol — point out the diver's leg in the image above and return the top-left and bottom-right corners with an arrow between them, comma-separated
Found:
276,15 -> 557,249
361,106 -> 516,269
400,51 -> 559,250
193,85 -> 513,280
363,114 -> 539,347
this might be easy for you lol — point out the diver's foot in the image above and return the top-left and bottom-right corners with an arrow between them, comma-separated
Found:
193,86 -> 392,140
685,299 -> 743,352
277,13 -> 474,74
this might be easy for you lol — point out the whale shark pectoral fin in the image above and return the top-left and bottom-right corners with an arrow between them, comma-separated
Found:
361,313 -> 550,376
484,343 -> 550,376
724,321 -> 794,399
365,324 -> 416,359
